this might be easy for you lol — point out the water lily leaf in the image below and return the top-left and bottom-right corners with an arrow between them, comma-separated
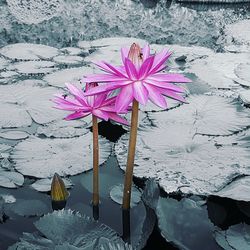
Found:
214,224 -> 250,250
43,67 -> 94,88
148,95 -> 250,136
12,134 -> 111,178
10,60 -> 57,75
188,52 -> 250,89
31,177 -> 73,192
239,89 -> 250,105
142,179 -> 160,210
1,158 -> 13,170
0,144 -> 12,153
0,57 -> 9,70
215,176 -> 250,202
0,131 -> 29,140
0,103 -> 32,128
110,184 -> 141,208
53,55 -> 84,65
36,120 -> 89,138
157,197 -> 220,250
234,63 -> 250,87
0,194 -> 16,204
0,170 -> 24,188
115,124 -> 250,196
0,84 -> 66,125
60,47 -> 83,56
0,43 -> 59,60
10,199 -> 49,217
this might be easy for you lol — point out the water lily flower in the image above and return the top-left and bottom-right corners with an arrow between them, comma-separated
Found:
83,43 -> 191,112
52,82 -> 128,208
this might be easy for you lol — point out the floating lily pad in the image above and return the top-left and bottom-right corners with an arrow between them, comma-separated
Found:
36,120 -> 89,138
214,224 -> 250,250
0,170 -> 24,188
53,55 -> 83,65
0,103 -> 32,128
60,47 -> 83,56
10,199 -> 49,217
234,63 -> 250,87
31,178 -> 73,192
0,131 -> 29,140
215,176 -> 250,202
9,209 -> 131,249
110,184 -> 141,208
11,60 -> 57,75
43,67 -> 94,88
0,144 -> 12,153
0,57 -> 9,70
1,158 -> 13,170
239,90 -> 250,105
0,43 -> 60,60
12,134 -> 111,178
0,84 -> 66,125
148,95 -> 250,136
157,197 -> 220,250
115,124 -> 250,195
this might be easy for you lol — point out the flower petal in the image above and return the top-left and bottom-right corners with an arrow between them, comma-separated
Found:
142,44 -> 150,60
144,79 -> 185,93
150,49 -> 171,74
65,111 -> 91,120
94,61 -> 126,77
133,82 -> 149,105
121,47 -> 129,64
144,84 -> 167,109
161,89 -> 187,103
148,73 -> 192,83
108,113 -> 129,126
115,85 -> 134,112
84,74 -> 126,83
139,56 -> 154,79
124,58 -> 138,80
92,109 -> 110,121
65,83 -> 88,106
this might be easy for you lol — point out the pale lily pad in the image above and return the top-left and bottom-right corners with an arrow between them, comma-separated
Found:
110,184 -> 141,208
239,90 -> 250,105
11,134 -> 111,178
188,53 -> 250,89
0,84 -> 66,125
36,119 -> 89,138
0,103 -> 32,128
0,57 -> 9,70
0,131 -> 29,140
0,170 -> 24,188
10,199 -> 49,216
53,55 -> 84,65
115,124 -> 250,195
214,224 -> 250,250
1,158 -> 13,170
0,71 -> 19,78
43,67 -> 94,88
148,95 -> 250,136
60,47 -> 83,56
234,63 -> 250,87
11,60 -> 57,74
9,209 -> 130,249
0,194 -> 16,204
157,197 -> 220,250
0,43 -> 60,60
0,144 -> 12,153
31,178 -> 73,192
215,176 -> 250,202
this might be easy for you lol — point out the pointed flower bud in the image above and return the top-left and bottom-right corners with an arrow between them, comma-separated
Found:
51,173 -> 69,202
128,43 -> 143,68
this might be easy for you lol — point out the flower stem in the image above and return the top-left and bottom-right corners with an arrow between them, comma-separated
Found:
122,100 -> 139,210
92,115 -> 99,206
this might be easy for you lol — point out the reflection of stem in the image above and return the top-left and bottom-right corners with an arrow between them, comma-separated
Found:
92,204 -> 99,221
122,100 -> 139,210
122,209 -> 131,243
92,115 -> 99,206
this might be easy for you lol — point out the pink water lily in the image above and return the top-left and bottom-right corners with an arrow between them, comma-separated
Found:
83,43 -> 191,112
53,82 -> 128,125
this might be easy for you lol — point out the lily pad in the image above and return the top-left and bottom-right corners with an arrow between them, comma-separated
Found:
234,63 -> 250,87
10,60 -> 57,75
31,178 -> 73,192
0,194 -> 16,204
148,95 -> 250,136
0,57 -> 9,70
9,209 -> 131,249
115,124 -> 250,195
214,224 -> 250,250
36,120 -> 89,138
0,131 -> 29,140
239,90 -> 250,105
53,55 -> 84,65
110,184 -> 141,208
157,197 -> 220,250
0,43 -> 60,60
43,67 -> 94,88
60,47 -> 83,56
11,133 -> 111,178
0,170 -> 24,188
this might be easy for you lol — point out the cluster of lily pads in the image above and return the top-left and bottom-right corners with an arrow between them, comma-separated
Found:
0,34 -> 250,249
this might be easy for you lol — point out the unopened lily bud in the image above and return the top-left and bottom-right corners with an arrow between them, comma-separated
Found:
51,173 -> 69,202
128,43 -> 143,69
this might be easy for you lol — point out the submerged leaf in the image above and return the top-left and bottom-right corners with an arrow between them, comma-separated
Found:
12,134 -> 111,178
0,170 -> 24,188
